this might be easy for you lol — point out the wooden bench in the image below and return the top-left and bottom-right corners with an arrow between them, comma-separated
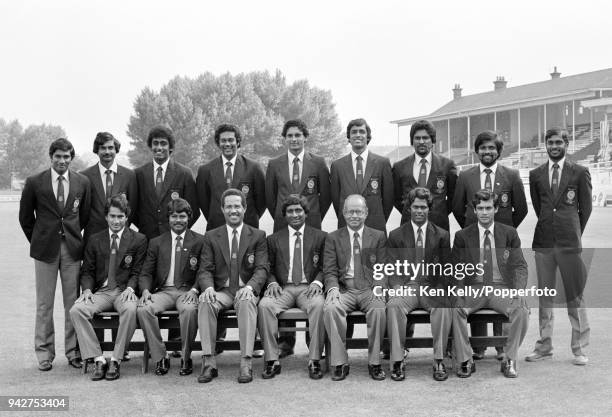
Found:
87,308 -> 508,373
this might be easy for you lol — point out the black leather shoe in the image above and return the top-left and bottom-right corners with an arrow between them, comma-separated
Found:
331,364 -> 349,381
68,357 -> 83,369
197,365 -> 218,383
123,351 -> 131,361
390,361 -> 405,381
472,350 -> 485,360
261,361 -> 281,379
381,350 -> 391,360
279,347 -> 294,359
457,360 -> 476,378
171,351 -> 181,358
238,363 -> 253,383
433,360 -> 448,381
154,357 -> 170,375
179,358 -> 193,376
501,360 -> 518,378
91,361 -> 107,381
368,364 -> 386,381
215,342 -> 224,355
38,360 -> 52,372
105,360 -> 120,380
308,361 -> 323,380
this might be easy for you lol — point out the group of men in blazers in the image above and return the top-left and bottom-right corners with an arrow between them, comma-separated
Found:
18,115 -> 592,383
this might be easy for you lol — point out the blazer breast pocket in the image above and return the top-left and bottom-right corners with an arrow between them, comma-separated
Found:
366,177 -> 381,195
563,186 -> 578,206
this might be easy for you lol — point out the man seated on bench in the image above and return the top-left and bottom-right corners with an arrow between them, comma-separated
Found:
136,198 -> 205,377
70,194 -> 147,381
258,194 -> 327,380
386,187 -> 452,382
197,188 -> 268,384
451,190 -> 529,378
323,194 -> 387,381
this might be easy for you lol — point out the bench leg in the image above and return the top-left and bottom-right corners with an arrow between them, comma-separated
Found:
142,342 -> 149,374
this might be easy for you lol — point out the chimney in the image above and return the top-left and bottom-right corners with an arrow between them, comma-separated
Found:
493,76 -> 507,91
550,66 -> 561,79
452,84 -> 462,99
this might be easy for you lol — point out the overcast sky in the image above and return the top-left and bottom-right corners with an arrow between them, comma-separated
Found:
1,0 -> 611,159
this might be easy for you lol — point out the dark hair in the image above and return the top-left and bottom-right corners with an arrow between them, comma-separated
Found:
410,120 -> 437,145
221,188 -> 246,208
406,187 -> 433,211
282,119 -> 309,138
471,189 -> 499,209
214,124 -> 242,147
93,132 -> 121,154
474,130 -> 503,154
104,194 -> 130,217
48,138 -> 75,159
147,125 -> 175,149
166,197 -> 192,220
544,127 -> 569,144
346,118 -> 372,142
281,194 -> 309,217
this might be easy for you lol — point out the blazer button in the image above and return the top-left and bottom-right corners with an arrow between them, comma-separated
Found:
553,208 -> 557,212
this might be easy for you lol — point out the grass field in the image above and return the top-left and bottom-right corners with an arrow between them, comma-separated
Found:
1,202 -> 611,417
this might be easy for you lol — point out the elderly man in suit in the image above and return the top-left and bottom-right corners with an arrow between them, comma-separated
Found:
80,132 -> 138,242
525,127 -> 592,366
19,138 -> 91,371
197,188 -> 268,383
136,198 -> 205,377
69,194 -> 147,380
265,119 -> 331,358
392,119 -> 457,231
258,194 -> 327,379
386,187 -> 452,382
196,123 -> 266,231
323,194 -> 387,381
330,118 -> 393,233
452,190 -> 529,378
133,125 -> 199,240
453,130 -> 528,360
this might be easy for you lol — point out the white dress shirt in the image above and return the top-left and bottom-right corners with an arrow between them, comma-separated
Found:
287,224 -> 307,284
548,157 -> 565,187
288,150 -> 305,183
479,162 -> 498,189
51,168 -> 69,202
225,223 -> 246,288
222,155 -> 238,180
411,221 -> 428,248
412,152 -> 432,183
102,227 -> 125,288
346,226 -> 365,279
477,222 -> 503,283
98,161 -> 118,195
153,159 -> 169,183
351,150 -> 369,180
165,230 -> 186,287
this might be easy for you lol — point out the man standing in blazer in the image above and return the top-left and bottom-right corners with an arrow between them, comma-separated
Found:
451,190 -> 529,378
137,198 -> 205,377
525,127 -> 592,366
323,194 -> 387,381
265,119 -> 331,232
80,132 -> 138,242
392,119 -> 457,231
69,195 -> 147,380
258,194 -> 327,380
19,138 -> 91,371
196,124 -> 266,231
386,187 -> 452,382
197,188 -> 268,383
452,130 -> 528,359
330,118 -> 393,232
134,126 -> 199,240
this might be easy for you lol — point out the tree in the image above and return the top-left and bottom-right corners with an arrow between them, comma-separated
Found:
127,70 -> 346,172
0,119 -> 23,188
14,124 -> 67,179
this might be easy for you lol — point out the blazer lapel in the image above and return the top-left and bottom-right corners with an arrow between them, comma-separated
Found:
493,165 -> 505,192
426,154 -> 439,190
237,225 -> 251,264
493,226 -> 506,266
231,155 -> 246,188
341,155 -> 358,193
100,232 -> 111,279
218,228 -> 230,267
42,170 -> 62,216
361,154 -> 375,193
177,230 -> 194,274
159,234 -> 172,280
159,160 -> 176,202
467,225 -> 481,266
116,228 -> 132,266
62,170 -> 79,216
91,166 -> 106,207
553,161 -> 572,206
298,153 -> 314,191
339,228 -> 351,272
471,166 -> 481,193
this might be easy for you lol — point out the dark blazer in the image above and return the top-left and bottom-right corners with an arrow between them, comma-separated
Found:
392,153 -> 457,231
197,224 -> 268,295
387,221 -> 451,288
452,222 -> 527,289
19,169 -> 91,262
133,160 -> 199,240
323,226 -> 387,291
80,228 -> 147,292
330,152 -> 393,232
80,163 -> 138,240
529,160 -> 592,252
267,225 -> 327,287
196,155 -> 266,231
265,152 -> 331,232
452,164 -> 528,228
139,229 -> 205,293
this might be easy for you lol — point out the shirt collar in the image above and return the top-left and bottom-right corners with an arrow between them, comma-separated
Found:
288,150 -> 305,162
479,162 -> 497,174
109,227 -> 125,240
171,230 -> 186,241
351,149 -> 369,162
154,159 -> 169,172
226,223 -> 244,237
549,157 -> 565,171
222,154 -> 238,167
348,226 -> 365,239
417,152 -> 432,165
411,221 -> 428,235
478,222 -> 495,239
288,224 -> 306,236
51,168 -> 69,182
99,161 -> 118,175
